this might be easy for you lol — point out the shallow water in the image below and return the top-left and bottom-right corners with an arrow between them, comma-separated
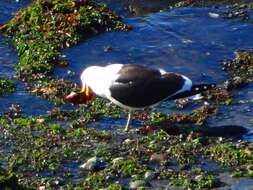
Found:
1,3 -> 253,132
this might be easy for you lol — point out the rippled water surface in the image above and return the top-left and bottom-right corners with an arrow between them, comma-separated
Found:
1,2 -> 253,133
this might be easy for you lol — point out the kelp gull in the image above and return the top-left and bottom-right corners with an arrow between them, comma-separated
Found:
65,64 -> 215,131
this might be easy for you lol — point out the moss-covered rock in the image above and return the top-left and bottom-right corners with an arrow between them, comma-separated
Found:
0,0 -> 130,103
223,49 -> 253,90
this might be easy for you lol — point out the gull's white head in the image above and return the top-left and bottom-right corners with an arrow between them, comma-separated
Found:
80,66 -> 101,88
80,66 -> 104,96
80,64 -> 122,98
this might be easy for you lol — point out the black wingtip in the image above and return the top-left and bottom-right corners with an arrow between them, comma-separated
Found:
168,83 -> 216,100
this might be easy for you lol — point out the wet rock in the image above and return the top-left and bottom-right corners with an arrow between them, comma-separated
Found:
123,138 -> 135,145
144,170 -> 156,180
208,12 -> 220,18
80,157 -> 106,171
104,45 -> 113,52
247,164 -> 253,172
129,180 -> 147,189
224,8 -> 249,20
38,185 -> 46,190
150,153 -> 166,162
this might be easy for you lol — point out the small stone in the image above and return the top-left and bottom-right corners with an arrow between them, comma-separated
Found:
67,70 -> 75,77
195,174 -> 203,181
123,138 -> 135,145
150,153 -> 166,162
36,118 -> 45,124
129,180 -> 146,189
208,12 -> 220,18
244,147 -> 252,155
247,164 -> 253,172
144,170 -> 156,180
38,186 -> 46,190
104,45 -> 113,52
80,156 -> 106,171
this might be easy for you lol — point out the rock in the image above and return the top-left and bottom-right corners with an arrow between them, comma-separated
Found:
123,138 -> 135,145
208,12 -> 220,18
129,180 -> 146,189
104,45 -> 113,52
150,153 -> 166,162
195,174 -> 203,181
144,170 -> 156,180
80,157 -> 106,171
247,164 -> 253,172
38,186 -> 46,190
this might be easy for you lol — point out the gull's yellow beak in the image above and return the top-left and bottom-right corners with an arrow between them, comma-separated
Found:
81,84 -> 89,96
81,84 -> 95,102
64,84 -> 95,105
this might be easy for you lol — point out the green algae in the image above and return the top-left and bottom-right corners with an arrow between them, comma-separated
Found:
223,49 -> 253,90
0,0 -> 130,103
0,109 -> 252,189
14,117 -> 34,127
206,143 -> 253,167
112,159 -> 147,177
145,105 -> 217,136
0,167 -> 28,190
167,138 -> 202,166
169,170 -> 219,189
0,79 -> 15,96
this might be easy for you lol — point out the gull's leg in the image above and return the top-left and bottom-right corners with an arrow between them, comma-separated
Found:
125,111 -> 133,131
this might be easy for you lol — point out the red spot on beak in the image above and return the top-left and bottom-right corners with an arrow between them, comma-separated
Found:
64,85 -> 95,104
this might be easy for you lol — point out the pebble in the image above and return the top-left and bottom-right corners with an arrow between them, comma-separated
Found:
129,180 -> 146,189
247,164 -> 253,172
80,156 -> 106,171
38,186 -> 46,190
144,170 -> 156,180
123,138 -> 135,145
150,153 -> 166,162
208,12 -> 220,18
195,174 -> 203,181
